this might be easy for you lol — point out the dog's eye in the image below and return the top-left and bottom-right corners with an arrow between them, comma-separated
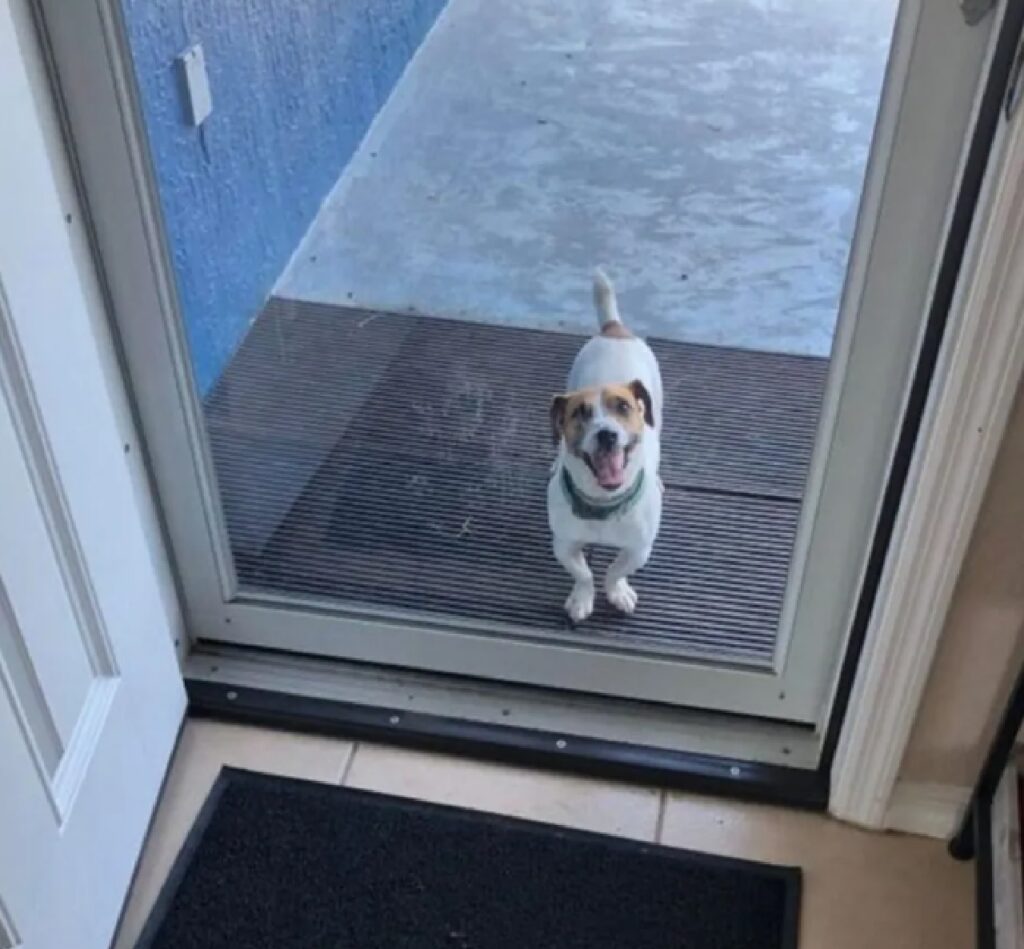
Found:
615,398 -> 631,414
572,404 -> 593,421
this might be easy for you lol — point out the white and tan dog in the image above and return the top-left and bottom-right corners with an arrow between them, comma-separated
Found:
548,270 -> 663,623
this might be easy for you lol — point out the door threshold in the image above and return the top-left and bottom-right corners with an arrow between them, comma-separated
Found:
184,645 -> 828,811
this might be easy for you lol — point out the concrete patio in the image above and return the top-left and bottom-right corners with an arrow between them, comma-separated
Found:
277,0 -> 896,355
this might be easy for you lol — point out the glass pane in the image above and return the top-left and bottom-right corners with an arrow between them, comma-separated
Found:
121,0 -> 896,666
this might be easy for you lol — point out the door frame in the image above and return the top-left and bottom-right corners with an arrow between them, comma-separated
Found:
24,0 -> 1024,828
21,0 -> 839,718
831,11 -> 1024,831
31,0 -> 965,725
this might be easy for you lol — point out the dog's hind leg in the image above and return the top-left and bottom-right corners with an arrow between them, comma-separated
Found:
604,545 -> 652,615
554,538 -> 594,623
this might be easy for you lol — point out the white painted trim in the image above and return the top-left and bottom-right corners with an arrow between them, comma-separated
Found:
883,780 -> 971,839
830,84 -> 1024,828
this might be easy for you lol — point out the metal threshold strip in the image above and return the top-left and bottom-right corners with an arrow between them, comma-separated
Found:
184,645 -> 827,810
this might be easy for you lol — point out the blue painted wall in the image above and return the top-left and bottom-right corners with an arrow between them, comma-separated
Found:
122,0 -> 447,394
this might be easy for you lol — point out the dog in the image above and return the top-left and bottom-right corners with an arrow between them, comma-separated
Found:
547,270 -> 663,623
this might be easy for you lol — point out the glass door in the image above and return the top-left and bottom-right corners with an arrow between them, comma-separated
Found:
42,0 -> 1001,725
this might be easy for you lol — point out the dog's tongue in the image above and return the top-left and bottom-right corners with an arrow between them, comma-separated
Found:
595,449 -> 626,489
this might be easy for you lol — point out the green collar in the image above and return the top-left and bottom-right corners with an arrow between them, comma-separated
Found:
560,466 -> 646,521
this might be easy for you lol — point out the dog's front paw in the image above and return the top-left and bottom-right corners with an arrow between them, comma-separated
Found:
606,578 -> 638,614
565,583 -> 595,623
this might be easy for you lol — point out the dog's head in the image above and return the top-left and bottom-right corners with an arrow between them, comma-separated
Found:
550,380 -> 654,492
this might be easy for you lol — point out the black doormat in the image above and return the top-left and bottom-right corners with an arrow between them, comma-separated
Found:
137,768 -> 801,948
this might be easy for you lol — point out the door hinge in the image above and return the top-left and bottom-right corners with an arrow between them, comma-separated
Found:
961,0 -> 995,26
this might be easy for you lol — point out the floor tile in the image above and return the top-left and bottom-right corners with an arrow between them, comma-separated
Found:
114,722 -> 976,949
114,720 -> 353,949
345,743 -> 661,841
660,792 -> 973,949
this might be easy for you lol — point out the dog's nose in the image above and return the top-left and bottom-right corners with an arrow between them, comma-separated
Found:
596,429 -> 618,450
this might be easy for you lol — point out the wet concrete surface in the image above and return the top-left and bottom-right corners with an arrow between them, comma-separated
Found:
278,0 -> 896,355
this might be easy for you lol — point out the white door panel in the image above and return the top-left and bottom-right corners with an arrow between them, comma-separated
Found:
0,0 -> 186,946
0,399 -> 96,745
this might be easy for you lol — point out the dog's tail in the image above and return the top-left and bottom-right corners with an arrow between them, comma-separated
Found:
593,268 -> 623,329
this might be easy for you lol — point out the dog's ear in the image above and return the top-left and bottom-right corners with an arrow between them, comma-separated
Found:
629,380 -> 655,428
550,394 -> 569,445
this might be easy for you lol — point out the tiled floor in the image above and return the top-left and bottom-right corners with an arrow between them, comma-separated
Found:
115,719 -> 973,948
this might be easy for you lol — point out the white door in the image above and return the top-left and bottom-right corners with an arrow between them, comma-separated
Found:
0,2 -> 186,947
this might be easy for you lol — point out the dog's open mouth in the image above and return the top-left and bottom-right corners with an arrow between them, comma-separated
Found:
585,445 -> 631,491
